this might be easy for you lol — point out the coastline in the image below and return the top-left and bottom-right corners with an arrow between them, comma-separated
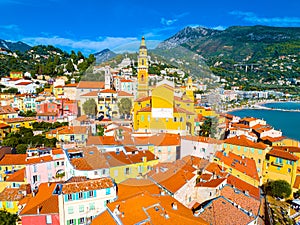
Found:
223,100 -> 299,114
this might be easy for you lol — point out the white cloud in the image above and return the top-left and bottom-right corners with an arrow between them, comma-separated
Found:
212,25 -> 226,31
0,24 -> 20,32
161,17 -> 178,26
20,35 -> 160,54
230,11 -> 300,26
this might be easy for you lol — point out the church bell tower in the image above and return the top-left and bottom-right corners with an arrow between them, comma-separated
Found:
137,36 -> 149,99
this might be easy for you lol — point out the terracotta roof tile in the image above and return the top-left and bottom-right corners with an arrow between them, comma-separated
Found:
77,81 -> 105,89
199,196 -> 255,225
101,192 -> 208,225
80,91 -> 99,97
224,135 -> 267,150
5,168 -> 25,182
62,177 -> 114,194
227,175 -> 260,200
0,106 -> 17,115
0,154 -> 27,165
294,175 -> 300,189
1,117 -> 36,123
196,178 -> 226,188
117,91 -> 133,97
215,151 -> 259,181
147,160 -> 196,194
20,183 -> 59,215
86,136 -> 120,146
100,89 -> 117,93
0,185 -> 28,201
267,149 -> 299,161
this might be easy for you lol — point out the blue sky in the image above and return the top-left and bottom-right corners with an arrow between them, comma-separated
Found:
1,0 -> 300,54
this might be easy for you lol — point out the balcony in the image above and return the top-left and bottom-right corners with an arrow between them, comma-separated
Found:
272,161 -> 283,167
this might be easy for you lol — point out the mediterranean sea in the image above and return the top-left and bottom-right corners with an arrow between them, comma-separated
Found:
231,102 -> 300,141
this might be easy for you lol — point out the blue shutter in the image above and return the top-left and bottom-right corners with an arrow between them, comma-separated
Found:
83,192 -> 87,199
75,193 -> 78,200
64,195 -> 68,202
93,190 -> 97,197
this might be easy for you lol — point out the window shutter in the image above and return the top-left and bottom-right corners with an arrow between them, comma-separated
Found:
64,195 -> 68,202
83,192 -> 87,199
93,190 -> 97,197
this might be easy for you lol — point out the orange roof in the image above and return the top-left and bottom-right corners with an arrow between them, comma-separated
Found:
241,117 -> 257,122
231,123 -> 250,129
20,183 -> 59,215
2,117 -> 36,123
117,91 -> 133,97
16,82 -> 32,86
294,175 -> 300,189
224,135 -> 267,150
81,91 -> 99,97
148,133 -> 180,146
204,162 -> 228,177
48,126 -> 89,135
199,196 -> 255,225
62,177 -> 114,194
147,160 -> 196,193
0,185 -> 28,201
52,148 -> 64,155
26,155 -> 54,164
120,79 -> 133,82
274,146 -> 300,153
70,158 -> 93,170
0,105 -> 17,115
196,178 -> 226,188
215,151 -> 259,181
86,136 -> 120,146
100,192 -> 208,225
0,122 -> 10,129
117,178 -> 160,200
135,96 -> 151,102
91,210 -> 116,225
227,175 -> 260,200
5,168 -> 25,182
174,96 -> 193,103
261,136 -> 286,142
100,89 -> 117,93
0,154 -> 27,165
267,149 -> 299,161
77,81 -> 104,89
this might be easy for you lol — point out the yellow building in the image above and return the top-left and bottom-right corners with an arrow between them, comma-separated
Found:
137,37 -> 149,99
214,151 -> 260,187
0,123 -> 11,142
46,126 -> 90,147
98,89 -> 118,119
105,148 -> 159,183
0,184 -> 28,214
0,154 -> 27,191
1,117 -> 36,133
53,85 -> 64,97
195,106 -> 218,117
0,106 -> 18,120
223,135 -> 270,179
10,71 -> 23,79
263,148 -> 298,186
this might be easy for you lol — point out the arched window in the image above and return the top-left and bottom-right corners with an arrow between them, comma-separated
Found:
142,59 -> 144,65
141,75 -> 144,81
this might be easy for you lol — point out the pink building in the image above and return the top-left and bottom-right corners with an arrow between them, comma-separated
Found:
36,101 -> 59,122
25,148 -> 66,191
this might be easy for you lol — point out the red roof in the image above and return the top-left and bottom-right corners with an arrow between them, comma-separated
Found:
268,149 -> 299,161
16,82 -> 32,86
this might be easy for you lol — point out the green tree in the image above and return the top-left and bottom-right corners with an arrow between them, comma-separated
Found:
97,125 -> 104,136
82,99 -> 97,118
267,180 -> 292,199
0,210 -> 19,225
199,117 -> 218,138
66,59 -> 75,73
117,98 -> 132,119
16,144 -> 28,154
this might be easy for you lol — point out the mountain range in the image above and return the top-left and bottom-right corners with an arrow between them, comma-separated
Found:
0,39 -> 31,52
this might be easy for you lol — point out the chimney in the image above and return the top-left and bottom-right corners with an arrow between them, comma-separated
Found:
37,206 -> 41,214
172,202 -> 178,210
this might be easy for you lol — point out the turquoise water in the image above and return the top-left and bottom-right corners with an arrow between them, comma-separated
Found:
231,102 -> 300,141
264,102 -> 300,110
